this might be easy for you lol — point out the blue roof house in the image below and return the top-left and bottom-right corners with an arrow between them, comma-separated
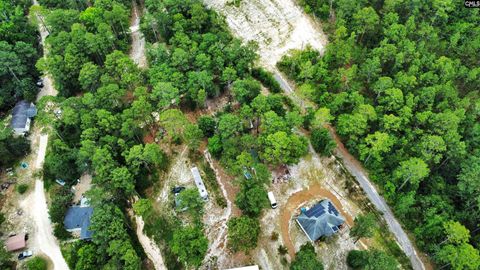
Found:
64,206 -> 94,240
296,199 -> 345,242
10,100 -> 36,136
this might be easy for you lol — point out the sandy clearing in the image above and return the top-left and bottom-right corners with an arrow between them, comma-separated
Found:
202,0 -> 327,68
72,174 -> 92,203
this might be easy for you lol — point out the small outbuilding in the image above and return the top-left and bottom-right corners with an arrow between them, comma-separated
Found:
10,100 -> 37,136
5,233 -> 26,251
64,206 -> 94,240
296,199 -> 345,242
191,167 -> 208,201
226,266 -> 259,270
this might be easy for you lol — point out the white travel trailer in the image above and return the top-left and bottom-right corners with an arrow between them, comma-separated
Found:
267,191 -> 277,209
191,167 -> 208,201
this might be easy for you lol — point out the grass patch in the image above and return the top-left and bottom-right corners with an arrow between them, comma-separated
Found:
26,256 -> 47,270
144,212 -> 183,270
200,161 -> 227,208
371,224 -> 412,269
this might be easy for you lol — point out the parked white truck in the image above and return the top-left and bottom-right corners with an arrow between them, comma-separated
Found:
267,191 -> 277,209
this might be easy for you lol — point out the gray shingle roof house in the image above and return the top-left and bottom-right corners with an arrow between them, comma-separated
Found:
10,100 -> 36,136
296,199 -> 345,242
64,206 -> 93,240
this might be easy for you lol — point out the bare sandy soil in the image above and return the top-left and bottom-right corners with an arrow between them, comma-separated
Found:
130,0 -> 148,69
18,131 -> 69,270
134,212 -> 166,270
252,152 -> 366,270
203,0 -> 327,68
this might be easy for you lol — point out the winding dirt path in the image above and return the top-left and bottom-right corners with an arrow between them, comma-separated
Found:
129,0 -> 147,69
279,182 -> 354,259
127,2 -> 166,268
17,2 -> 69,269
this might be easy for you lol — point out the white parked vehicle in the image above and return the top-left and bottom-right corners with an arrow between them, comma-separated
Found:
18,250 -> 33,260
267,191 -> 277,209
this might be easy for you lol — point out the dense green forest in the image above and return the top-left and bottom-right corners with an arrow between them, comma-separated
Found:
280,0 -> 480,268
0,0 -> 40,112
37,0 -> 311,268
0,0 -> 39,169
6,0 -> 478,268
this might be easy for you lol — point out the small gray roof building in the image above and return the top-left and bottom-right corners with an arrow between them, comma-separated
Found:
64,206 -> 93,240
296,199 -> 345,242
10,100 -> 36,135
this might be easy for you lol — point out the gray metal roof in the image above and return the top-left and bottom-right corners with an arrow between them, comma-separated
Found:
10,100 -> 36,129
296,199 -> 345,241
64,206 -> 93,240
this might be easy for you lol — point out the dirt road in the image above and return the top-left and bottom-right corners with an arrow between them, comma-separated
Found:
129,0 -> 147,69
127,3 -> 166,268
18,2 -> 70,269
133,212 -> 166,270
20,133 -> 69,270
326,125 -> 425,270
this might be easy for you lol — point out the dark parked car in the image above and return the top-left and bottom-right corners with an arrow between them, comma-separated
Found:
171,186 -> 185,194
36,79 -> 44,88
18,250 -> 32,260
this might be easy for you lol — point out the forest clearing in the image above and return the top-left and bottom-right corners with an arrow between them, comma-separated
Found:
0,0 -> 478,270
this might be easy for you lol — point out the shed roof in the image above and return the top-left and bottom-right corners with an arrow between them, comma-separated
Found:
64,206 -> 93,240
226,266 -> 259,270
5,233 -> 26,251
11,101 -> 36,129
296,199 -> 345,242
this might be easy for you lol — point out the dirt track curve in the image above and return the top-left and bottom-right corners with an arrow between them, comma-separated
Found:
279,183 -> 354,259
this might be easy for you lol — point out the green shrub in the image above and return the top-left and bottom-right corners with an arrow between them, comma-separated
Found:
16,184 -> 28,194
201,163 -> 227,208
290,242 -> 324,270
252,67 -> 282,93
53,223 -> 71,240
271,231 -> 279,241
26,257 -> 47,270
310,128 -> 336,156
0,213 -> 5,226
227,216 -> 260,252
278,245 -> 288,255
347,250 -> 368,269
